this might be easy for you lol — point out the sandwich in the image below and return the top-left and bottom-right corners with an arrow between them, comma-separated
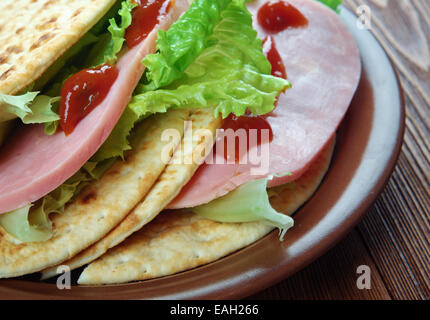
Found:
0,0 -> 361,285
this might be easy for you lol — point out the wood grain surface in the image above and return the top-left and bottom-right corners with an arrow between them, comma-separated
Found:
250,0 -> 430,300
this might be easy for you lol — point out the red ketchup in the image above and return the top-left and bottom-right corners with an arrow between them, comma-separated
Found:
262,35 -> 287,79
218,115 -> 274,163
59,64 -> 119,135
125,0 -> 172,48
257,1 -> 308,34
262,35 -> 287,114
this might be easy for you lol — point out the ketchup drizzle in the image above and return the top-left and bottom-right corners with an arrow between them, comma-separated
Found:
257,1 -> 308,34
59,64 -> 119,135
125,0 -> 171,48
262,35 -> 287,80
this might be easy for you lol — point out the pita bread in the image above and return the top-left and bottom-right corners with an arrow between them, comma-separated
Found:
0,0 -> 117,97
41,108 -> 222,279
77,137 -> 335,285
0,109 -> 189,278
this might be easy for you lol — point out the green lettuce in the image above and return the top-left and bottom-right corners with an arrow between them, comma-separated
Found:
130,0 -> 290,119
0,92 -> 60,124
85,0 -> 136,67
131,67 -> 290,119
141,0 -> 274,91
317,0 -> 342,12
0,205 -> 51,243
0,177 -> 82,242
103,0 -> 136,64
142,0 -> 231,90
192,175 -> 294,240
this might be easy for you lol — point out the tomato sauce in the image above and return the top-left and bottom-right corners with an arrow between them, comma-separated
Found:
59,64 -> 119,135
262,35 -> 288,115
217,115 -> 274,163
257,1 -> 308,34
262,35 -> 287,79
125,0 -> 172,48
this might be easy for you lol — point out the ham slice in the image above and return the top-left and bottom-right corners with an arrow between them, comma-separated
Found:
168,0 -> 361,209
0,0 -> 189,214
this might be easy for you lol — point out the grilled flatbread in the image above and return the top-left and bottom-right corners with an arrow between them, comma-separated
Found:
0,0 -> 117,97
0,109 -> 189,278
41,108 -> 222,279
77,137 -> 335,285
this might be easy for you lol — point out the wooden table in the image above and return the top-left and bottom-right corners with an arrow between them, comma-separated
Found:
250,0 -> 430,300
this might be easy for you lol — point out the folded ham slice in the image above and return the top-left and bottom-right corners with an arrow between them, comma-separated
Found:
0,0 -> 189,214
168,0 -> 361,209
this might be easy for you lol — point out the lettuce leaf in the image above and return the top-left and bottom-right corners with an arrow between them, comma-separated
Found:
0,92 -> 60,124
142,0 -> 232,91
317,0 -> 342,12
130,0 -> 290,119
0,179 -> 81,242
192,175 -> 294,241
0,205 -> 51,243
103,0 -> 136,64
0,92 -> 38,122
131,67 -> 290,119
89,0 -> 124,36
20,96 -> 60,125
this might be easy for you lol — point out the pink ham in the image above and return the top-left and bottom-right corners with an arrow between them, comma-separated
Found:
0,0 -> 189,214
168,0 -> 361,209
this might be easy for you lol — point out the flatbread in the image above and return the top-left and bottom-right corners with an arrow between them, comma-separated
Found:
41,108 -> 222,279
0,0 -> 117,96
0,109 -> 189,278
77,137 -> 335,285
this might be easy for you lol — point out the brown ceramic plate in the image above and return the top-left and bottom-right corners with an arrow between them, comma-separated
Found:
0,6 -> 405,299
